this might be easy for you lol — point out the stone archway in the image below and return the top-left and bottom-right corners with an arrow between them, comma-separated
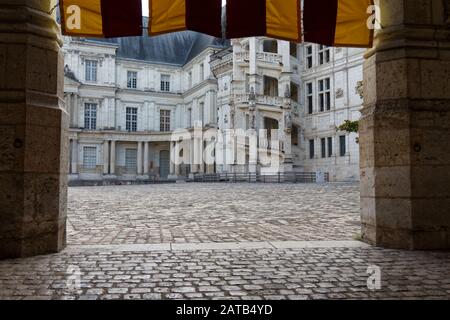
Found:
0,0 -> 449,259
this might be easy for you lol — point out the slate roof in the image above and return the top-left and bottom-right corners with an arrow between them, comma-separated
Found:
79,18 -> 230,66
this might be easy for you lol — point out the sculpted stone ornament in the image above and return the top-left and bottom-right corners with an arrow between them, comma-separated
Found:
249,87 -> 256,102
284,112 -> 292,134
230,102 -> 235,128
247,87 -> 256,129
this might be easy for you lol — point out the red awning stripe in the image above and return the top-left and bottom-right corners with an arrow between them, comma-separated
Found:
101,0 -> 142,38
186,0 -> 222,38
303,0 -> 338,46
226,0 -> 267,39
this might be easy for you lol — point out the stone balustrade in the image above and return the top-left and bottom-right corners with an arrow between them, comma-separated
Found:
235,94 -> 285,107
232,51 -> 283,66
234,51 -> 250,62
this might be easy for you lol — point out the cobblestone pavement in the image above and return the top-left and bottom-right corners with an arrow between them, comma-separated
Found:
0,246 -> 449,300
1,183 -> 449,300
67,183 -> 361,245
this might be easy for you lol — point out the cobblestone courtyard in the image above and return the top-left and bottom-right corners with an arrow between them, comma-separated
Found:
67,183 -> 361,245
1,183 -> 449,300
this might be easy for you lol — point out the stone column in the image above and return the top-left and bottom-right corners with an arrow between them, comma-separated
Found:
248,129 -> 258,174
169,142 -> 176,176
282,99 -> 293,173
137,141 -> 143,175
0,0 -> 68,258
360,0 -> 450,250
71,139 -> 78,174
175,142 -> 181,176
103,141 -> 109,175
73,94 -> 79,128
143,142 -> 149,175
110,140 -> 116,175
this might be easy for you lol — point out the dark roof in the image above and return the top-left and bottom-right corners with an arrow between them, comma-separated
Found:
81,18 -> 230,66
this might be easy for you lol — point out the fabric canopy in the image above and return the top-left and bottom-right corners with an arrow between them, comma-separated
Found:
304,0 -> 374,47
149,0 -> 222,38
60,0 -> 142,38
59,0 -> 374,48
226,0 -> 301,42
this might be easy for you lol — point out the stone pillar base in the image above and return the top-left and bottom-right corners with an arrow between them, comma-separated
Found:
362,225 -> 450,251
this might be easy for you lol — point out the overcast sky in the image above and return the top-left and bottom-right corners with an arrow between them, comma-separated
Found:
142,1 -> 227,17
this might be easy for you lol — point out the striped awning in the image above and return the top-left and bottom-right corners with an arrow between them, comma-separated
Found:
60,0 -> 142,37
60,0 -> 374,48
303,0 -> 374,48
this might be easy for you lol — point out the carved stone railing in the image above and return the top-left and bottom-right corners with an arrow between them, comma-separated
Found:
210,53 -> 233,73
256,52 -> 282,65
233,51 -> 282,65
235,94 -> 284,107
235,51 -> 250,63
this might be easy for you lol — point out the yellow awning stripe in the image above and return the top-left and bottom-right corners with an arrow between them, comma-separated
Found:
266,0 -> 301,42
149,0 -> 187,36
334,0 -> 373,47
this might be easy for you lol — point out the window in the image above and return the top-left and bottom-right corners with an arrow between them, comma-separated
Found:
321,138 -> 326,158
200,63 -> 204,81
125,148 -> 137,172
340,135 -> 346,156
84,103 -> 97,130
318,78 -> 331,112
263,40 -> 278,53
160,110 -> 171,132
318,45 -> 331,65
126,107 -> 138,132
327,137 -> 333,157
306,82 -> 313,114
160,74 -> 170,92
290,42 -> 298,58
85,60 -> 98,82
305,45 -> 313,69
83,146 -> 97,169
127,71 -> 137,89
263,76 -> 279,97
309,140 -> 315,159
292,126 -> 299,146
290,82 -> 299,102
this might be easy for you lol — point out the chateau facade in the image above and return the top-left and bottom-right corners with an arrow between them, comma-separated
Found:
63,32 -> 364,183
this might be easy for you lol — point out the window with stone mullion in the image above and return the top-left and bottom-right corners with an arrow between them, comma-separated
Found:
127,71 -> 137,89
126,107 -> 138,132
318,45 -> 330,65
318,78 -> 331,112
84,103 -> 97,130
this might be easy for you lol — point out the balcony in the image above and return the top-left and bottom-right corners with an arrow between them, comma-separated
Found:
235,51 -> 249,63
235,93 -> 284,107
256,52 -> 282,65
234,51 -> 283,67
210,48 -> 233,76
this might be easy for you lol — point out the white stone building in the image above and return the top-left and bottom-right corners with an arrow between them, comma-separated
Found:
211,39 -> 364,181
64,31 -> 364,183
64,31 -> 228,182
